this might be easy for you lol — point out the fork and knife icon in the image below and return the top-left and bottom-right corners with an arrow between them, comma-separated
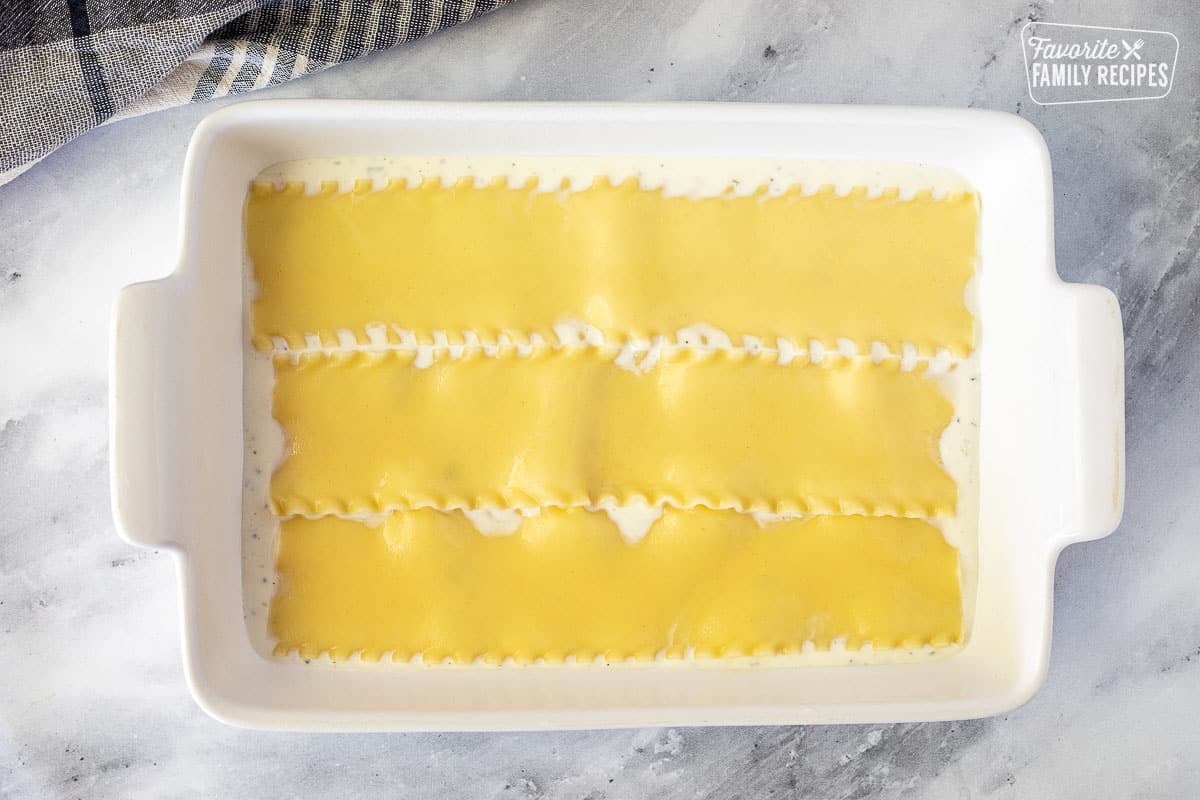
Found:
1121,38 -> 1145,60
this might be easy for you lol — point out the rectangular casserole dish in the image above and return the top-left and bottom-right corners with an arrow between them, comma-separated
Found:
109,100 -> 1125,730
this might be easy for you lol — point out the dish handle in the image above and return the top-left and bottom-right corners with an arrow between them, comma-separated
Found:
1059,283 -> 1125,546
109,279 -> 179,550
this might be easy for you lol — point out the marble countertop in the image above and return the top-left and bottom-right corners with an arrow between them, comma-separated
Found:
3,0 -> 1198,796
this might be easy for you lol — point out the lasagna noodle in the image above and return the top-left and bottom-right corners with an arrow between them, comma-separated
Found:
247,178 -> 977,354
270,349 -> 957,516
269,508 -> 963,661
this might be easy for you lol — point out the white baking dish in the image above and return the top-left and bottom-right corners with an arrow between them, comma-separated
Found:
109,100 -> 1124,730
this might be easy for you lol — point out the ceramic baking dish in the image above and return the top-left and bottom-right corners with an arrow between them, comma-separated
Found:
109,100 -> 1124,730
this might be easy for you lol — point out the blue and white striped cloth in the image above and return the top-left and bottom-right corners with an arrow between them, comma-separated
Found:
0,0 -> 512,184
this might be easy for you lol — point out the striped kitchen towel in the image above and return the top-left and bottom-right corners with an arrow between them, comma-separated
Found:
0,0 -> 513,185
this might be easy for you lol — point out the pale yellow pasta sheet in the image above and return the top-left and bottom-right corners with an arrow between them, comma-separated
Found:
247,179 -> 977,354
270,508 -> 963,662
270,349 -> 957,517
